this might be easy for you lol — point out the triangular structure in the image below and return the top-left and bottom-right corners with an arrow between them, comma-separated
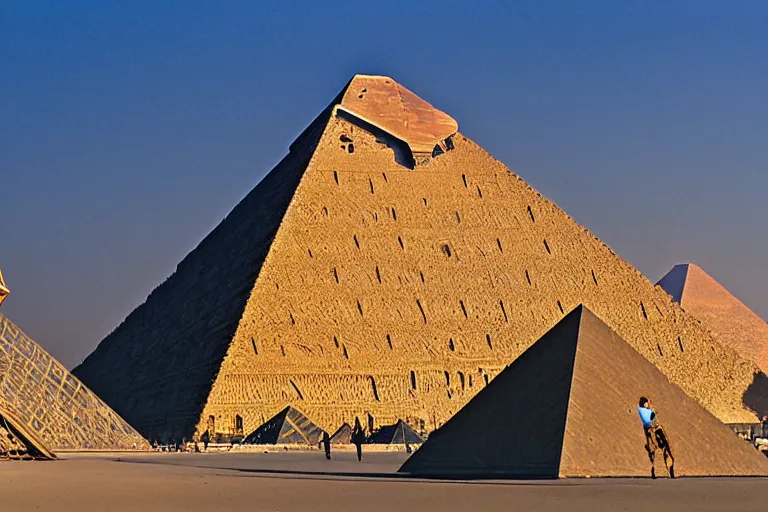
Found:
335,75 -> 458,159
1,406 -> 56,460
243,406 -> 324,445
0,268 -> 9,307
369,419 -> 424,445
658,263 -> 768,375
73,74 -> 766,444
330,423 -> 352,444
399,306 -> 768,478
0,312 -> 148,451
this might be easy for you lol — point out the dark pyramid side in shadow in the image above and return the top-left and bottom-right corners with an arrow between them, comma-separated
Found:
330,423 -> 352,444
243,406 -> 324,445
399,305 -> 768,478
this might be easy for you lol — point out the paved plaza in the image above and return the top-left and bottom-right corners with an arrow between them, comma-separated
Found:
2,451 -> 767,512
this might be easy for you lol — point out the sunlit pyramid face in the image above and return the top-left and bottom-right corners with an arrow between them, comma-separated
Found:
70,74 -> 766,444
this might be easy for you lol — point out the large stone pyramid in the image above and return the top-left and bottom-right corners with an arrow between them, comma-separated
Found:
658,263 -> 768,375
0,312 -> 148,451
73,75 -> 766,443
399,306 -> 768,478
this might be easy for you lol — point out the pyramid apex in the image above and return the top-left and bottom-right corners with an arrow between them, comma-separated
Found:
336,74 -> 458,160
661,262 -> 697,275
560,303 -> 596,325
656,264 -> 693,304
683,262 -> 708,274
566,303 -> 587,315
0,267 -> 9,307
659,261 -> 768,373
658,263 -> 718,293
244,405 -> 323,445
348,73 -> 395,81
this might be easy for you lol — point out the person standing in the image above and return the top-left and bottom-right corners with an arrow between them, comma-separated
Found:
201,429 -> 210,452
351,418 -> 365,462
321,431 -> 332,460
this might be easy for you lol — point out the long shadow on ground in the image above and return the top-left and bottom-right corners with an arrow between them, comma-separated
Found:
110,456 -> 687,486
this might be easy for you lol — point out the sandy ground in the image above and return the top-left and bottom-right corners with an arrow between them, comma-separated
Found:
1,451 -> 767,512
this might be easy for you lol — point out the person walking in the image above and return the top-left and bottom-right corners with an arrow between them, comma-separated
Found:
638,397 -> 675,479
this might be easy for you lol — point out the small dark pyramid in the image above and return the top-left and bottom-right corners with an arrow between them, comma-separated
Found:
243,406 -> 324,445
369,419 -> 424,445
330,423 -> 352,444
399,305 -> 768,478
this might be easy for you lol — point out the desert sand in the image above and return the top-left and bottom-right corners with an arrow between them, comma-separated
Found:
2,451 -> 767,512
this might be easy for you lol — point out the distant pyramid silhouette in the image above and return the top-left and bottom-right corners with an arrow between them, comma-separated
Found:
368,419 -> 424,445
73,74 -> 766,443
0,313 -> 147,453
399,306 -> 768,478
243,406 -> 324,445
658,263 -> 768,375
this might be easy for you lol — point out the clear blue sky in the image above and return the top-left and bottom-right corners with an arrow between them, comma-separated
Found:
1,1 -> 766,369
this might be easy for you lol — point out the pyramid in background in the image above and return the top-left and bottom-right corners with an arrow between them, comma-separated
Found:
73,74 -> 766,444
368,419 -> 424,445
0,312 -> 148,452
399,306 -> 768,478
330,422 -> 352,444
658,263 -> 768,375
243,405 -> 324,445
